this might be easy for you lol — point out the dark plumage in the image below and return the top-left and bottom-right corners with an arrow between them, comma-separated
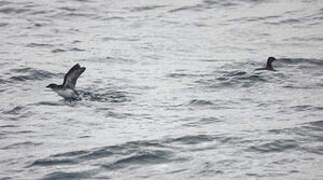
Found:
255,57 -> 277,71
46,64 -> 86,100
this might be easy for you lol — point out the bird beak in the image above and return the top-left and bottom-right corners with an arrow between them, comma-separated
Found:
46,85 -> 50,88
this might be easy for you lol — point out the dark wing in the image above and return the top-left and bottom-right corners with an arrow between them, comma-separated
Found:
63,64 -> 86,89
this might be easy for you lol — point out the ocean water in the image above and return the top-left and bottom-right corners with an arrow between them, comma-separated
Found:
1,0 -> 323,179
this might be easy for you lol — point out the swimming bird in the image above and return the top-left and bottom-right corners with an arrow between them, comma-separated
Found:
47,64 -> 86,101
255,57 -> 277,71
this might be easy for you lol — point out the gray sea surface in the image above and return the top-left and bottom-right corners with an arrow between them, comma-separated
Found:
1,0 -> 323,179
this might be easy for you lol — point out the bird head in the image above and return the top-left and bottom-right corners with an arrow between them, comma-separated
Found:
267,57 -> 276,63
46,83 -> 59,89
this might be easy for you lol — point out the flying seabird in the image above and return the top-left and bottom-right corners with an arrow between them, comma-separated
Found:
47,64 -> 86,101
255,57 -> 277,71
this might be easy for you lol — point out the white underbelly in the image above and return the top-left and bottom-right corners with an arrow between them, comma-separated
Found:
55,89 -> 77,98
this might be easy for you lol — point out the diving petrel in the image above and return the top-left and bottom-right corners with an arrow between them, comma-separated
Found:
255,57 -> 277,71
47,64 -> 86,100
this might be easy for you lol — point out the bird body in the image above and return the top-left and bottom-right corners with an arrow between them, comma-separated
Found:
255,57 -> 277,71
55,88 -> 78,99
47,64 -> 85,100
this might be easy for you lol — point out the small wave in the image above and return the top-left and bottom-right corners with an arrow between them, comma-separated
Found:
77,150 -> 114,161
103,16 -> 124,21
3,106 -> 34,121
2,141 -> 42,150
52,150 -> 88,158
228,15 -> 280,23
52,47 -> 85,53
204,0 -> 237,7
81,56 -> 136,65
29,10 -> 48,16
105,111 -> 133,119
279,58 -> 323,66
270,121 -> 323,145
8,67 -> 55,82
26,43 -> 53,48
199,117 -> 222,124
130,5 -> 167,12
29,158 -> 76,167
168,5 -> 199,13
282,84 -> 316,89
189,99 -> 214,106
11,67 -> 33,73
183,116 -> 222,127
51,48 -> 65,53
267,18 -> 302,25
10,75 -> 37,82
80,90 -> 130,103
29,139 -> 179,179
70,47 -> 85,52
165,134 -> 215,145
3,106 -> 24,115
291,105 -> 323,112
0,125 -> 17,128
296,121 -> 323,155
188,98 -> 237,110
226,70 -> 264,80
0,130 -> 33,138
35,101 -> 64,106
167,168 -> 188,175
292,105 -> 313,111
237,74 -> 265,81
301,120 -> 323,133
102,150 -> 171,170
102,36 -> 140,42
248,139 -> 299,153
167,73 -> 190,78
65,12 -> 98,18
168,1 -> 240,13
0,22 -> 8,27
59,7 -> 77,12
225,70 -> 247,77
197,70 -> 268,89
167,72 -> 210,78
29,139 -> 170,168
41,170 -> 95,180
0,7 -> 29,14
284,36 -> 323,42
305,146 -> 323,155
0,1 -> 10,6
308,120 -> 323,128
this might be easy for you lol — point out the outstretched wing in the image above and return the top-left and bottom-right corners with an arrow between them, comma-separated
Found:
63,64 -> 86,89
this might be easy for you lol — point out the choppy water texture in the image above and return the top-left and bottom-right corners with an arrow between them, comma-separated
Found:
1,0 -> 323,179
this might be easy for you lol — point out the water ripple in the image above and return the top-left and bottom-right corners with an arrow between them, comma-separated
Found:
2,141 -> 42,150
102,150 -> 171,170
80,90 -> 130,103
8,67 -> 55,82
3,106 -> 24,115
248,140 -> 299,153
